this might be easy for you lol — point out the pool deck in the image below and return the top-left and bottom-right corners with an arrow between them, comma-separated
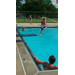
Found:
16,23 -> 58,75
16,23 -> 58,27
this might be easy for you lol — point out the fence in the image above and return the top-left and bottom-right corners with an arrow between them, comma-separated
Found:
16,11 -> 58,23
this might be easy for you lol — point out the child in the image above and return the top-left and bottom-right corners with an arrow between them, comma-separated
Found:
22,28 -> 25,32
34,55 -> 58,70
29,15 -> 32,25
40,17 -> 47,36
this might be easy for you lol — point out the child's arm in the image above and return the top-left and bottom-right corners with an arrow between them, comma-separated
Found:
31,17 -> 32,21
45,20 -> 46,25
34,57 -> 46,64
45,20 -> 47,27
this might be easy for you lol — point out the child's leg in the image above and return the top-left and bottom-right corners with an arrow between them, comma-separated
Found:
30,20 -> 31,25
43,26 -> 47,29
40,30 -> 43,34
40,27 -> 44,36
40,26 -> 47,36
40,30 -> 42,36
30,20 -> 33,25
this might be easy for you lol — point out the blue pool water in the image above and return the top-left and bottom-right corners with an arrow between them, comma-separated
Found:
17,27 -> 58,66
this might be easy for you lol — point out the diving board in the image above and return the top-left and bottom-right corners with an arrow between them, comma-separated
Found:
16,34 -> 37,37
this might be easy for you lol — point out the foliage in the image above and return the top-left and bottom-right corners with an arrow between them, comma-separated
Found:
16,0 -> 23,12
16,0 -> 58,18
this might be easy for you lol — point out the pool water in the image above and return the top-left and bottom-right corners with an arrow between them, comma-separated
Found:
17,27 -> 58,66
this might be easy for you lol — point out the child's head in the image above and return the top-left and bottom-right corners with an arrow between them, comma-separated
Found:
48,55 -> 56,64
43,17 -> 46,20
30,15 -> 31,17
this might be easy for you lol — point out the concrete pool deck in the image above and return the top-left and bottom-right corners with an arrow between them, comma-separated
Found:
17,23 -> 58,27
16,23 -> 58,75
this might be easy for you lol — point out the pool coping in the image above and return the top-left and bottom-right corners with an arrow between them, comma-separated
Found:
16,26 -> 58,75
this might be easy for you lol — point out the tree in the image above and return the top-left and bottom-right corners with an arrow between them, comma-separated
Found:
22,0 -> 57,11
16,0 -> 23,12
22,0 -> 48,11
16,0 -> 58,18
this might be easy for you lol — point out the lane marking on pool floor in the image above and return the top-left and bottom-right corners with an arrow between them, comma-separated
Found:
16,44 -> 27,75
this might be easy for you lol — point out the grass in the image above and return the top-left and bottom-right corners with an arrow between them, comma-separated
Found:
16,18 -> 58,23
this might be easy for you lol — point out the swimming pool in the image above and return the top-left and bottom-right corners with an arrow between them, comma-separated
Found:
17,27 -> 58,66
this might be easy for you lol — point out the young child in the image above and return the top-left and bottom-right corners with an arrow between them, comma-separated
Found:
40,17 -> 47,36
34,55 -> 58,70
29,15 -> 32,25
22,28 -> 25,32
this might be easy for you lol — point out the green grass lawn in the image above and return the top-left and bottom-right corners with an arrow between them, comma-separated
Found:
16,18 -> 58,23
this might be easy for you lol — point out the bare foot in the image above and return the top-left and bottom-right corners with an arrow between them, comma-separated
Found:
40,34 -> 41,36
30,23 -> 33,25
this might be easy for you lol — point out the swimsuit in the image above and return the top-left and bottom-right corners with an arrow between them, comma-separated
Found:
41,26 -> 46,30
41,20 -> 46,30
30,18 -> 31,20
